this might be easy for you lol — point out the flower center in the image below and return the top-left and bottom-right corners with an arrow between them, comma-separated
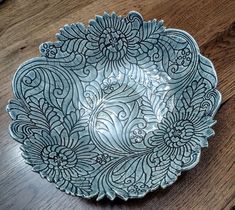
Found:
106,32 -> 122,52
109,36 -> 119,48
42,145 -> 77,169
164,120 -> 194,147
49,152 -> 67,166
99,28 -> 127,60
130,128 -> 146,144
176,48 -> 192,66
172,129 -> 182,138
101,77 -> 119,94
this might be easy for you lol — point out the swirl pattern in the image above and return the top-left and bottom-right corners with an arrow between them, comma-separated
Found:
7,11 -> 221,200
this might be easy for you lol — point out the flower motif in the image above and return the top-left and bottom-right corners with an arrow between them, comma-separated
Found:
130,128 -> 146,144
146,108 -> 214,164
127,182 -> 148,197
7,11 -> 221,200
95,153 -> 111,165
39,43 -> 57,58
101,76 -> 119,94
86,13 -> 139,75
176,48 -> 192,67
22,130 -> 96,182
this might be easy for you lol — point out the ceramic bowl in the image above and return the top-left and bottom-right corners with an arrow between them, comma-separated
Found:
7,11 -> 221,200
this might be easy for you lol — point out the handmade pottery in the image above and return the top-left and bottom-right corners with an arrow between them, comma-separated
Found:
7,11 -> 221,200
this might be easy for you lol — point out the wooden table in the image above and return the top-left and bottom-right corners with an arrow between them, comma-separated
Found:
0,0 -> 234,209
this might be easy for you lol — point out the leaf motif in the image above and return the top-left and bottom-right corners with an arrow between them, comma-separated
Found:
7,99 -> 37,143
178,78 -> 206,109
56,23 -> 87,53
158,30 -> 189,68
95,110 -> 128,155
63,109 -> 89,135
7,11 -> 221,201
138,19 -> 165,52
127,63 -> 163,88
28,97 -> 61,131
106,78 -> 146,103
198,55 -> 217,88
113,155 -> 152,185
56,176 -> 92,197
159,33 -> 188,51
7,99 -> 29,121
151,158 -> 182,188
128,65 -> 149,86
141,90 -> 168,125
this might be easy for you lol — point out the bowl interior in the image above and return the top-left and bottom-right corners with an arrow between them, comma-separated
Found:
7,11 -> 221,200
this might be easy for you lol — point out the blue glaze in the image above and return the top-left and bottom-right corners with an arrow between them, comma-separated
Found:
7,11 -> 221,201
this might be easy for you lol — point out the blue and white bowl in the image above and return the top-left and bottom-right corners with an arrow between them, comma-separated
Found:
7,11 -> 221,200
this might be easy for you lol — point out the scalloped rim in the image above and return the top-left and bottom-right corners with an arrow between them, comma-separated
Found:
6,11 -> 222,201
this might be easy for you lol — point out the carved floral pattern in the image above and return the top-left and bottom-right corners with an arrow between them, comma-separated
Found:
7,11 -> 221,200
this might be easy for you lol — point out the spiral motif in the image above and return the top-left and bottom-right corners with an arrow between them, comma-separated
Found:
7,11 -> 221,200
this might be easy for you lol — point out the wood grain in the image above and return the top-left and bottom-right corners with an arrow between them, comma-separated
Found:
0,0 -> 234,209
